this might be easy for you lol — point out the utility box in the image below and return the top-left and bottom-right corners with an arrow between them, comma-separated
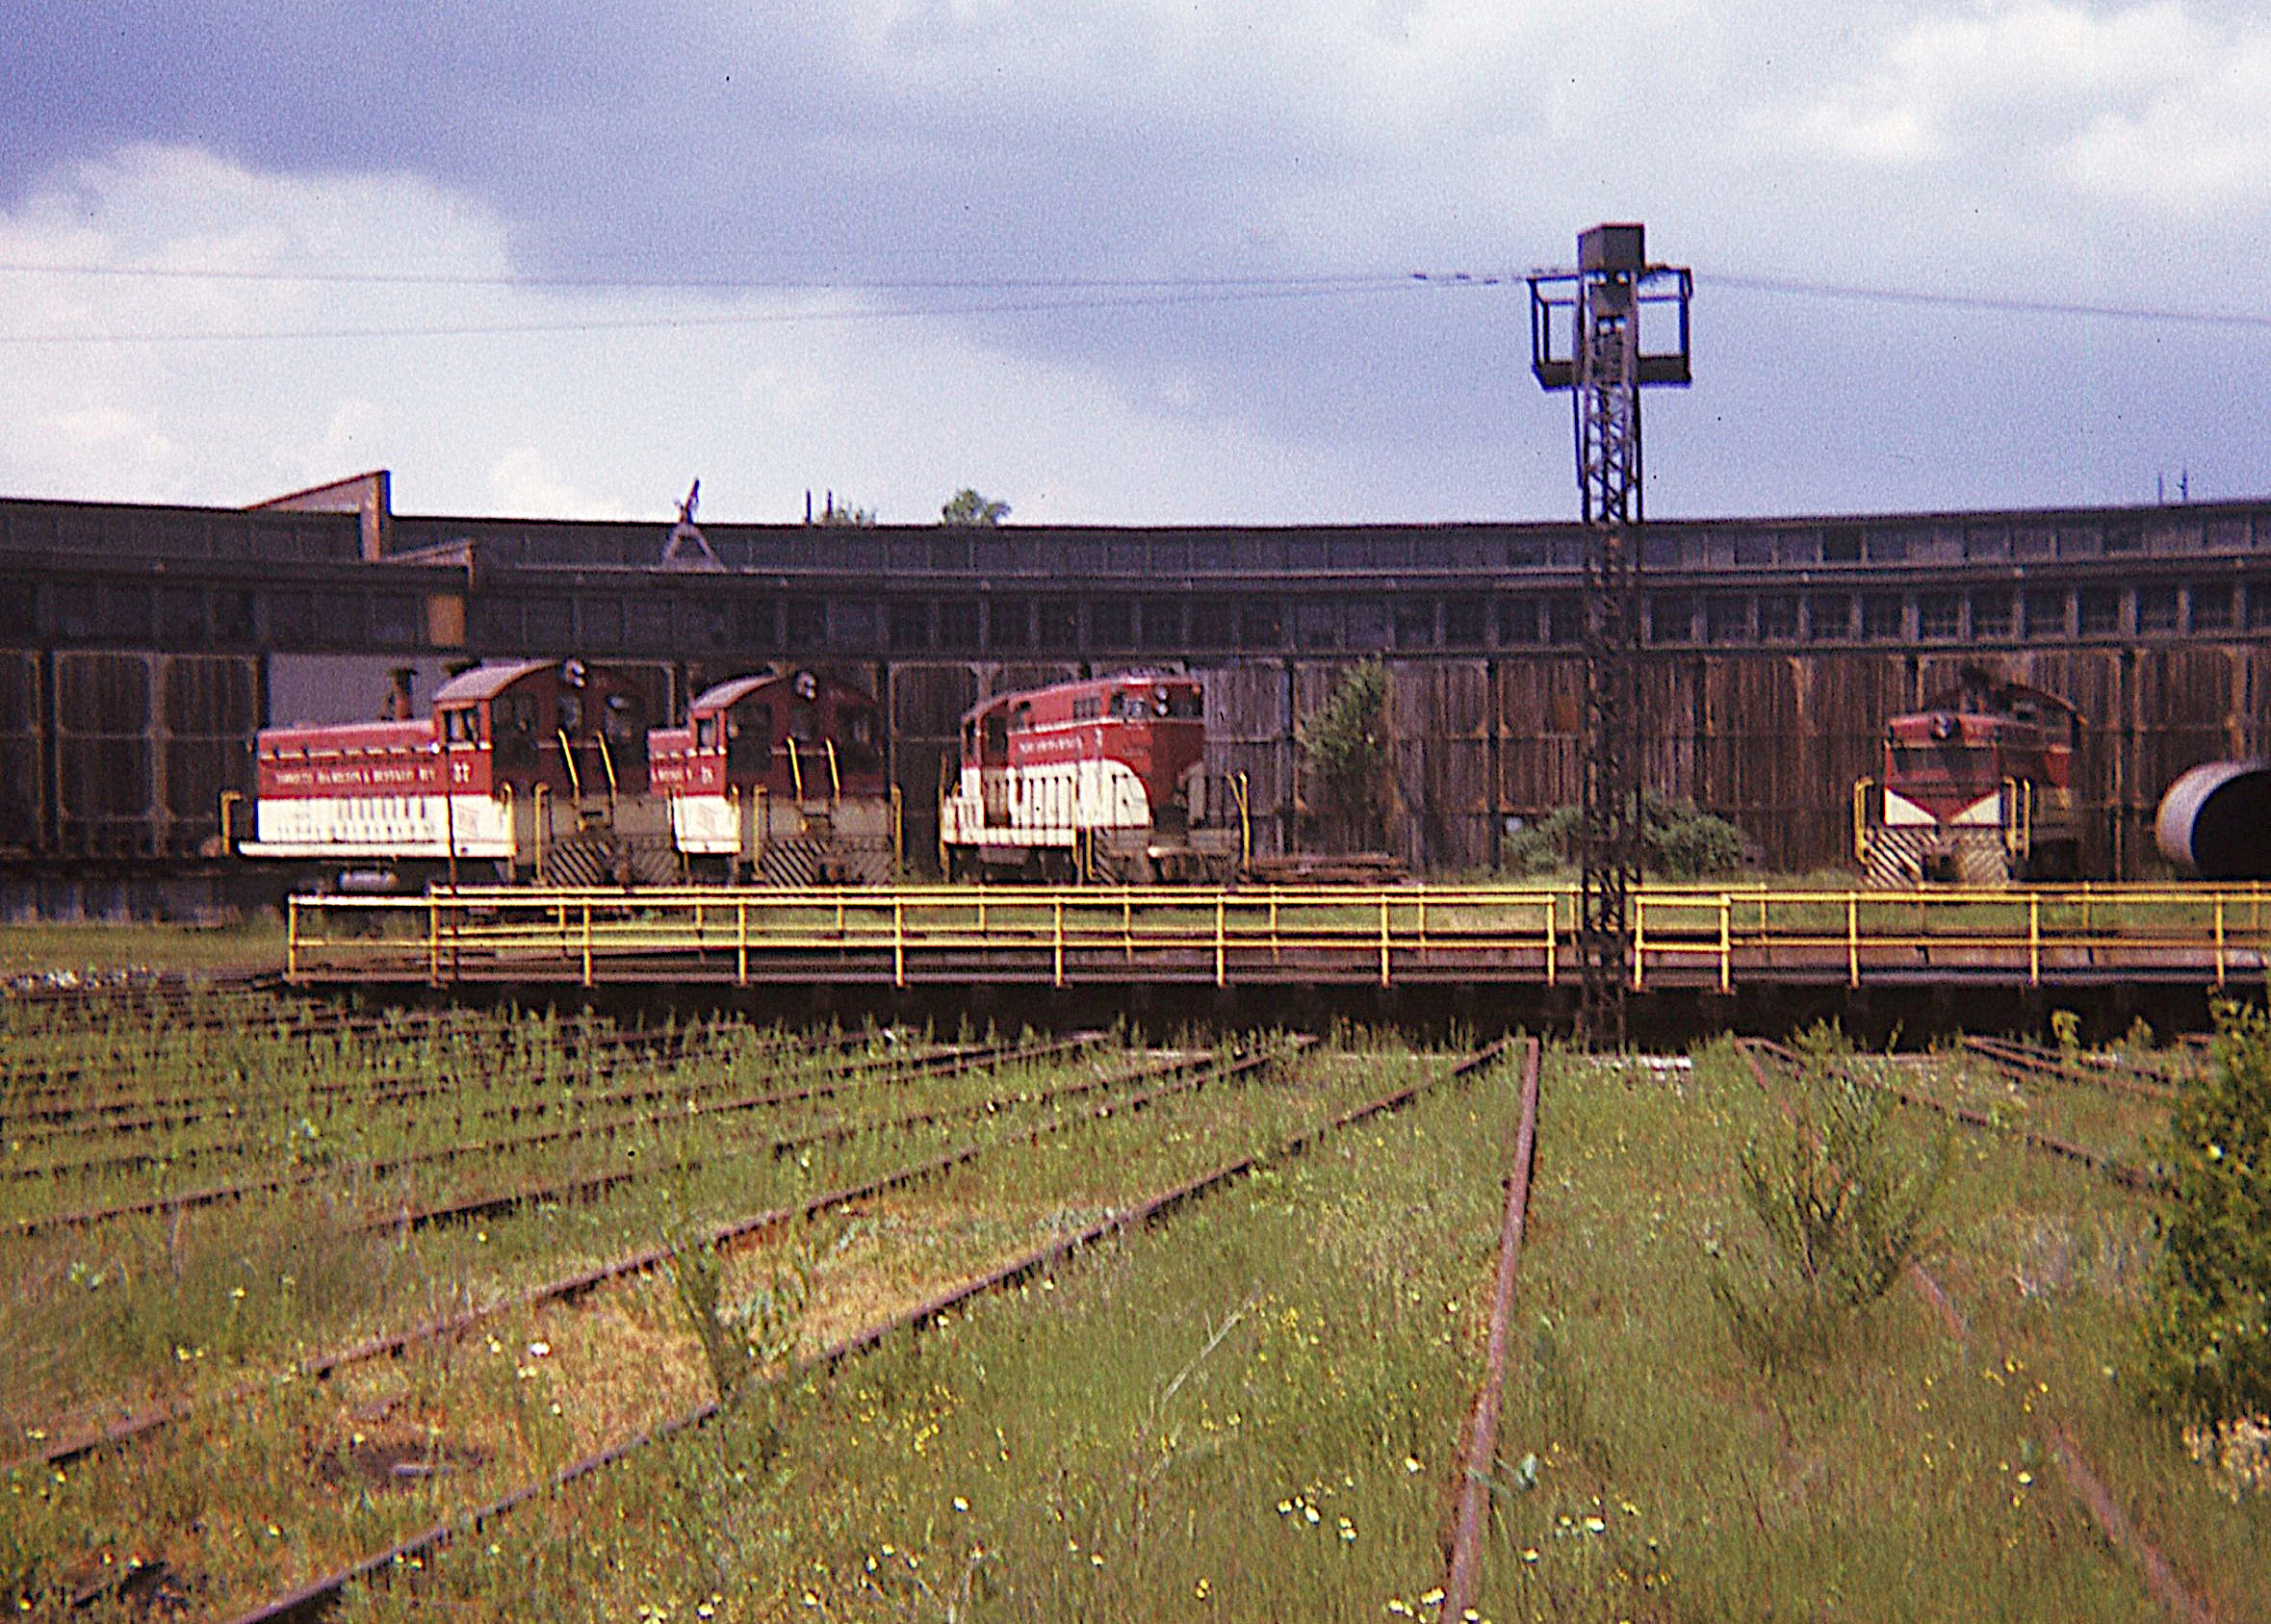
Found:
1578,223 -> 1646,274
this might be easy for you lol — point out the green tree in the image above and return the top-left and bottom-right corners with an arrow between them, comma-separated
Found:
1299,658 -> 1390,850
2135,998 -> 2271,1427
941,487 -> 1011,526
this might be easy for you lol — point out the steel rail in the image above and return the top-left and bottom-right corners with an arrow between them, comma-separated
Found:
1,1028 -> 908,1181
348,1039 -> 1163,1237
1961,1035 -> 2182,1104
1439,1036 -> 1541,1620
11,1033 -> 1096,1236
1737,1038 -> 2162,1195
8,1042 -> 1266,1478
1739,1041 -> 2215,1621
0,1018 -> 715,1127
215,1034 -> 1506,1624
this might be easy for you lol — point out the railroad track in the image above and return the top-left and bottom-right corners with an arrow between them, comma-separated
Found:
1961,1034 -> 2184,1103
11,1032 -> 1097,1236
0,1017 -> 721,1127
1437,1036 -> 1541,1622
175,1034 -> 1507,1624
0,1027 -> 925,1180
1736,1037 -> 2163,1195
9,1040 -> 1270,1479
1736,1037 -> 2216,1623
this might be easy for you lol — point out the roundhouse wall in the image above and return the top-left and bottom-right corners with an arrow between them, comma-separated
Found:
7,491 -> 2271,903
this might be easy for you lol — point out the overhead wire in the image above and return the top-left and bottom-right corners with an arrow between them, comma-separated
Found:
0,255 -> 2264,344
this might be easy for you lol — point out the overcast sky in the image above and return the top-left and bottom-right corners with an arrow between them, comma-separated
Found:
3,0 -> 2267,528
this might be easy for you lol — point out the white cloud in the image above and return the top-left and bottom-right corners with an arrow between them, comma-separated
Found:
1774,0 -> 2271,218
0,143 -> 1370,524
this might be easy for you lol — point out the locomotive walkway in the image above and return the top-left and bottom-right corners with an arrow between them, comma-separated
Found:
285,882 -> 2271,994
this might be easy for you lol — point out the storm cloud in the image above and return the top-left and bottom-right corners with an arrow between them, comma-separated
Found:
2,1 -> 2267,523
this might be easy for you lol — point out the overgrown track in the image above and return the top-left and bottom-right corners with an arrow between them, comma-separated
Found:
1438,1036 -> 1541,1621
8,1042 -> 1266,1479
0,1018 -> 724,1128
1961,1035 -> 2184,1104
214,1035 -> 1513,1624
0,1029 -> 1017,1184
1735,1038 -> 2163,1195
1737,1039 -> 2218,1622
11,1032 -> 1097,1236
349,1037 -> 1162,1237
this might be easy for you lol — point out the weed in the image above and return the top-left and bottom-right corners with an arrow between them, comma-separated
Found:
1712,1024 -> 1950,1371
2133,998 -> 2271,1429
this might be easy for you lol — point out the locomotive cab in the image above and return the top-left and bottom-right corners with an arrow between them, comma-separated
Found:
651,670 -> 895,885
940,672 -> 1236,883
1862,667 -> 2080,886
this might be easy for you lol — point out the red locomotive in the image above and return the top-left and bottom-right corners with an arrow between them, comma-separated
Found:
239,660 -> 894,887
1859,667 -> 2080,884
939,672 -> 1244,882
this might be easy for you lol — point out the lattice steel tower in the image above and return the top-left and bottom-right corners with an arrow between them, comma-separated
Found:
1528,224 -> 1692,1049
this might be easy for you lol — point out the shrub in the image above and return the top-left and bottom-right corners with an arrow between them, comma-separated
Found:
2133,999 -> 2271,1428
1712,1025 -> 1949,1371
1503,789 -> 1750,880
667,1232 -> 811,1411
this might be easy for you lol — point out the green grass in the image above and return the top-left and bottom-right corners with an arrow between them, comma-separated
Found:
5,991 -> 2266,1623
0,917 -> 285,978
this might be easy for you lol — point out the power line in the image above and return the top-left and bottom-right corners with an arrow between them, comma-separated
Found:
1,254 -> 2267,346
0,276 -> 1458,347
1703,271 -> 2271,331
0,259 -> 1410,294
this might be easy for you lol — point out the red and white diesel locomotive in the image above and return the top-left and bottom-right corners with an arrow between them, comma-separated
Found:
939,672 -> 1243,883
1859,667 -> 2081,885
240,660 -> 895,887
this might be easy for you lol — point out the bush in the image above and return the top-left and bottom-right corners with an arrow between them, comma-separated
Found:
2133,999 -> 2271,1428
1502,789 -> 1750,880
1712,1025 -> 1949,1371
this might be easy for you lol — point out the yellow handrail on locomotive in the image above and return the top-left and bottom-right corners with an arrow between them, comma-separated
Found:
825,738 -> 841,808
556,728 -> 582,799
890,784 -> 904,873
1230,771 -> 1252,869
786,740 -> 806,804
2001,776 -> 2034,861
1851,777 -> 1874,864
218,788 -> 244,850
532,783 -> 550,881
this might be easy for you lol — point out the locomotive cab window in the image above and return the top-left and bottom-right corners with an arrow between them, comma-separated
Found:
727,709 -> 768,776
1164,688 -> 1201,719
694,716 -> 719,750
443,709 -> 482,745
839,707 -> 881,771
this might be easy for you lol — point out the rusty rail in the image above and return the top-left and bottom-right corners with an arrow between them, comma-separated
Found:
1742,1042 -> 2215,1621
215,1034 -> 1506,1624
9,1042 -> 1281,1478
13,1033 -> 1097,1236
1737,1038 -> 2162,1196
1439,1036 -> 1541,1620
1961,1035 -> 2182,1104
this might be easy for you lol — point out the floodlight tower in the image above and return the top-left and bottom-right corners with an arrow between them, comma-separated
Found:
1528,224 -> 1692,1049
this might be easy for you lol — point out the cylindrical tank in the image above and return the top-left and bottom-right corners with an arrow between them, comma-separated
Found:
2156,760 -> 2271,879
